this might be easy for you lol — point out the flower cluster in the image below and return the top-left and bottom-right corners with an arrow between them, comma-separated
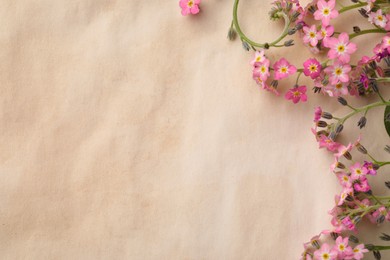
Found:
302,232 -> 368,260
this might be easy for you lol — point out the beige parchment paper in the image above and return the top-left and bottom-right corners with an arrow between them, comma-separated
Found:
1,0 -> 390,259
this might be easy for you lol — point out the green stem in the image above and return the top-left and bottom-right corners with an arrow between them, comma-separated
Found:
338,101 -> 390,125
349,29 -> 387,39
368,245 -> 390,251
339,3 -> 366,14
232,0 -> 291,49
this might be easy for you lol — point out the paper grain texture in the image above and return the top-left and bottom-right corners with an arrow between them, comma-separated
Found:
1,0 -> 389,259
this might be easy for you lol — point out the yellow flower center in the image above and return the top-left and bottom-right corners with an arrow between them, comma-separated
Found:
353,248 -> 360,253
337,45 -> 345,53
261,66 -> 266,73
378,15 -> 383,21
322,253 -> 330,260
309,65 -> 317,72
321,30 -> 326,37
293,91 -> 300,97
280,67 -> 287,73
323,8 -> 330,15
339,244 -> 345,251
310,32 -> 316,38
356,169 -> 361,175
343,176 -> 348,181
335,68 -> 342,75
336,83 -> 342,89
188,0 -> 194,7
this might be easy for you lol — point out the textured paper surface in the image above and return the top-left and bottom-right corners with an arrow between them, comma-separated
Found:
1,0 -> 390,259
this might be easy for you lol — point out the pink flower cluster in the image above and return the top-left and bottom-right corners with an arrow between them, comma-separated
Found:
302,232 -> 368,260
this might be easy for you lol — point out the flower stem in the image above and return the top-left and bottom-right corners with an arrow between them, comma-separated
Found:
338,100 -> 390,125
232,0 -> 291,49
349,29 -> 387,39
339,3 -> 367,14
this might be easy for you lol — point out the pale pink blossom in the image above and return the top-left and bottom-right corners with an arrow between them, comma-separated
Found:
179,0 -> 200,16
368,9 -> 387,28
313,243 -> 337,260
335,143 -> 352,160
324,81 -> 349,97
318,25 -> 334,48
314,0 -> 338,26
252,59 -> 270,81
350,162 -> 368,180
324,61 -> 351,85
250,49 -> 266,66
337,172 -> 352,188
303,25 -> 320,46
363,161 -> 377,175
318,135 -> 340,152
351,244 -> 368,260
273,58 -> 297,80
326,33 -> 357,63
334,236 -> 352,259
253,76 -> 280,96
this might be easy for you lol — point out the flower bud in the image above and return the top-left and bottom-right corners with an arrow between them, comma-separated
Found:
336,124 -> 344,134
380,233 -> 390,241
336,162 -> 346,169
349,235 -> 359,243
288,28 -> 297,35
337,96 -> 348,106
370,80 -> 379,92
385,181 -> 390,189
227,27 -> 237,41
284,39 -> 294,47
344,151 -> 352,160
317,121 -> 328,127
357,116 -> 367,129
311,239 -> 320,249
355,142 -> 367,154
353,216 -> 362,224
322,112 -> 333,119
242,41 -> 250,51
373,250 -> 381,260
330,232 -> 338,240
308,5 -> 316,14
271,80 -> 278,89
313,86 -> 322,93
377,215 -> 385,224
369,61 -> 377,69
295,23 -> 303,30
353,26 -> 361,33
358,8 -> 369,18
385,145 -> 390,154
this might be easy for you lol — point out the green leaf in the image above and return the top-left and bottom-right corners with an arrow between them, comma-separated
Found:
384,105 -> 390,137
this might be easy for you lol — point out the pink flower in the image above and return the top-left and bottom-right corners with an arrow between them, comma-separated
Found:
324,61 -> 351,85
250,49 -> 266,66
318,25 -> 334,47
253,76 -> 280,96
303,25 -> 320,46
314,0 -> 338,26
335,143 -> 352,160
326,33 -> 357,63
382,35 -> 390,51
363,161 -> 377,175
318,135 -> 340,152
252,59 -> 270,81
353,177 -> 371,192
368,9 -> 388,28
313,243 -> 337,260
338,187 -> 353,206
273,58 -> 297,80
324,81 -> 349,97
303,58 -> 322,79
337,172 -> 352,188
179,0 -> 200,16
341,216 -> 356,231
285,85 -> 307,104
314,107 -> 322,122
351,244 -> 368,260
334,236 -> 352,258
350,162 -> 368,180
